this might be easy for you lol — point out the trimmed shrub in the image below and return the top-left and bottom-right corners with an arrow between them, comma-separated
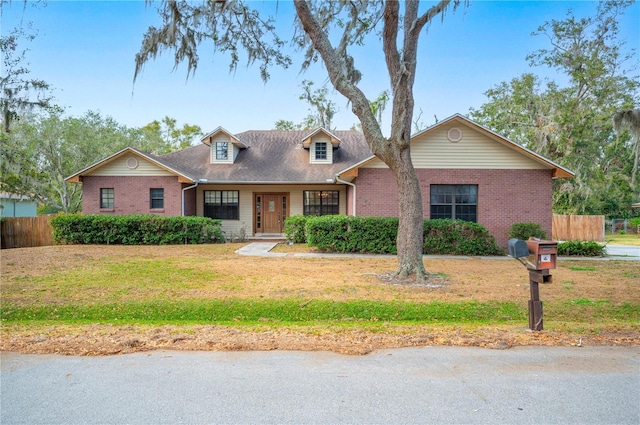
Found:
283,215 -> 310,243
304,215 -> 503,256
305,215 -> 398,253
509,222 -> 547,240
51,214 -> 224,245
557,240 -> 606,257
423,219 -> 504,256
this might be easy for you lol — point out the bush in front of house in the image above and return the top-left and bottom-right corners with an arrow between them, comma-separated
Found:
51,214 -> 224,245
509,222 -> 547,240
283,215 -> 310,243
305,215 -> 398,253
303,215 -> 503,256
423,219 -> 504,255
557,240 -> 606,257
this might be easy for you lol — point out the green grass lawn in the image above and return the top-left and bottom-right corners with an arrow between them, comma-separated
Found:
606,233 -> 640,246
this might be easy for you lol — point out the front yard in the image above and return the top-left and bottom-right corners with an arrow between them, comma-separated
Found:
1,244 -> 638,355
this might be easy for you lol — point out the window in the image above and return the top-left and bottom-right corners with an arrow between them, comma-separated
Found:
204,190 -> 239,219
304,190 -> 339,216
100,188 -> 114,209
216,142 -> 228,160
150,188 -> 164,209
315,142 -> 327,160
430,185 -> 477,222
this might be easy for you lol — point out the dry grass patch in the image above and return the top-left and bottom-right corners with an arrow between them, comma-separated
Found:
1,244 -> 638,355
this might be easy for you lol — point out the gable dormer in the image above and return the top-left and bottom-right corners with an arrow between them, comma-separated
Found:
301,128 -> 341,164
201,127 -> 248,164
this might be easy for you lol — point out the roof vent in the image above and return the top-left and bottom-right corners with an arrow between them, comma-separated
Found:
126,157 -> 139,169
447,127 -> 463,143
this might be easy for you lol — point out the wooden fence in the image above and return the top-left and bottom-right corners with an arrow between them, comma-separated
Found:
552,214 -> 605,242
1,215 -> 55,249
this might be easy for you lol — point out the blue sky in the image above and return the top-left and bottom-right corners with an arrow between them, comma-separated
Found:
3,1 -> 639,136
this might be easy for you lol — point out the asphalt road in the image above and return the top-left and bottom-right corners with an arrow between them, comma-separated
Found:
2,346 -> 639,424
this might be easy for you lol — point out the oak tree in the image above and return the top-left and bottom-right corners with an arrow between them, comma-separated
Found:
134,0 -> 464,280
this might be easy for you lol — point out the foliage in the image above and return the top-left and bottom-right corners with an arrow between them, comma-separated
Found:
134,0 -> 467,279
303,216 -> 502,256
557,241 -> 607,257
306,215 -> 399,254
1,110 -> 201,213
137,116 -> 202,155
51,214 -> 224,245
470,1 -> 639,217
283,215 -> 310,244
0,7 -> 53,133
509,223 -> 547,241
274,80 -> 338,130
613,109 -> 640,186
423,219 -> 504,256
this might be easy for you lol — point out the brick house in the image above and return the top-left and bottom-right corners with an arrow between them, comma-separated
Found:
66,114 -> 573,247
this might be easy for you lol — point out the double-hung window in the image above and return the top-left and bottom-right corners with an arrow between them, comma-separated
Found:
303,190 -> 339,216
100,188 -> 114,209
430,185 -> 477,222
204,190 -> 239,219
150,188 -> 164,209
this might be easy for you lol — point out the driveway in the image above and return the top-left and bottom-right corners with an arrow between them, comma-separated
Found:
2,346 -> 639,424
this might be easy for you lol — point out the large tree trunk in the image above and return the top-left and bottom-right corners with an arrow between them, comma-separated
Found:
294,0 -> 456,281
393,148 -> 426,279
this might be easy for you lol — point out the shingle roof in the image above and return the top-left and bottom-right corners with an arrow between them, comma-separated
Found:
156,130 -> 373,183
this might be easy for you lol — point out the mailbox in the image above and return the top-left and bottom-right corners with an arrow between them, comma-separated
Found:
526,239 -> 557,270
508,238 -> 530,259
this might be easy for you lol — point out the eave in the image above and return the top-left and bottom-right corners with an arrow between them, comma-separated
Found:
301,127 -> 341,148
64,147 -> 195,184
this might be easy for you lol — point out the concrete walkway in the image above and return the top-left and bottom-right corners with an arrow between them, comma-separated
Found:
236,242 -> 639,260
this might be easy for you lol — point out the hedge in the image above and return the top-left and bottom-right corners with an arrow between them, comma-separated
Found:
51,214 -> 224,245
298,215 -> 503,256
509,222 -> 547,240
423,219 -> 504,255
557,240 -> 607,257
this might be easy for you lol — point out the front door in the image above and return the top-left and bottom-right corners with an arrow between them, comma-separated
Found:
255,193 -> 289,234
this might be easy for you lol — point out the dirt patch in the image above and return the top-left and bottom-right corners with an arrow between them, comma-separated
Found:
1,244 -> 639,355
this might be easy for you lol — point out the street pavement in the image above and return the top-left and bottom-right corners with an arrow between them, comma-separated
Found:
2,346 -> 639,424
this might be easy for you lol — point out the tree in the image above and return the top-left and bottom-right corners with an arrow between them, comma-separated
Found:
137,116 -> 203,155
613,109 -> 640,186
135,0 -> 464,280
274,80 -> 338,131
1,110 -> 138,212
1,109 -> 199,212
470,1 -> 639,217
0,5 -> 53,133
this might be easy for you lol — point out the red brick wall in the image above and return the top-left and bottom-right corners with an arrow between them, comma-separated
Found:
356,168 -> 553,248
81,176 -> 184,216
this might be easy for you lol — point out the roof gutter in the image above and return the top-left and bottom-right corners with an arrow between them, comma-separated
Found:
181,179 -> 207,216
335,175 -> 356,216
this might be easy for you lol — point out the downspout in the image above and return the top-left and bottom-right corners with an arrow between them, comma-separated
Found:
181,180 -> 199,216
335,175 -> 356,217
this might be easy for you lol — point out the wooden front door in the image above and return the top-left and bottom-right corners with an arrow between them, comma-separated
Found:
255,193 -> 288,234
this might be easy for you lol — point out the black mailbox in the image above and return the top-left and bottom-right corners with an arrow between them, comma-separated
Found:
508,238 -> 530,259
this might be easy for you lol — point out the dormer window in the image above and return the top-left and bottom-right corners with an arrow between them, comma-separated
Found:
315,142 -> 327,160
202,127 -> 248,164
216,142 -> 228,160
301,128 -> 341,165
